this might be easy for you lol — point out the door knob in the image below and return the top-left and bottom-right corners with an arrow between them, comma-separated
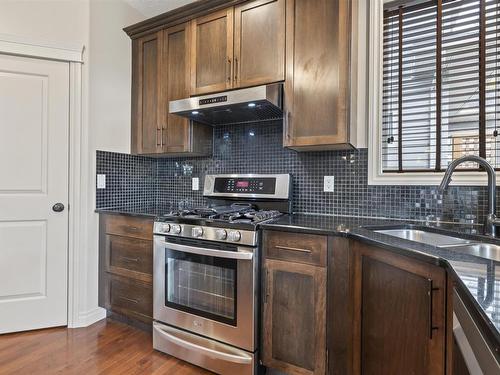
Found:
52,203 -> 65,212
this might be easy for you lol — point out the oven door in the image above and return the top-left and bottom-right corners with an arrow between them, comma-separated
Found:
153,235 -> 257,352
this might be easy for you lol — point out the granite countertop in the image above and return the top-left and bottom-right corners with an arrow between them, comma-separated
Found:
262,214 -> 500,358
95,207 -> 163,218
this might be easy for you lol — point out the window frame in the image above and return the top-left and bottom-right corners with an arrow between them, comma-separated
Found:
368,0 -> 492,186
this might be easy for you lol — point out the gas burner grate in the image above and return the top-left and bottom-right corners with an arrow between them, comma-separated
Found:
160,205 -> 283,224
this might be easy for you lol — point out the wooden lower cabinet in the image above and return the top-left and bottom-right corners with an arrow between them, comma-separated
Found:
262,230 -> 327,375
99,214 -> 154,326
330,239 -> 449,375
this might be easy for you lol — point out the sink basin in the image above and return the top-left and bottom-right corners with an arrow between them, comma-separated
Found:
375,229 -> 477,248
446,243 -> 500,262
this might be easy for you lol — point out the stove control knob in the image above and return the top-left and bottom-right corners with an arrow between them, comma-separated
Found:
215,229 -> 227,240
161,223 -> 171,233
192,226 -> 204,238
171,224 -> 182,234
227,230 -> 241,242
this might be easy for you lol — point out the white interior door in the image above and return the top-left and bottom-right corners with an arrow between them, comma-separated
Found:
0,54 -> 69,333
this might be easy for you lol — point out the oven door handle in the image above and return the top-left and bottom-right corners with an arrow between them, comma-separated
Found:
156,238 -> 253,261
153,323 -> 253,364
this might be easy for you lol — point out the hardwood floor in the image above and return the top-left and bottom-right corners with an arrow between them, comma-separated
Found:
0,319 -> 212,374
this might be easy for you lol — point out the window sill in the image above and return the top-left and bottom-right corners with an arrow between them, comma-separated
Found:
368,169 -> 492,186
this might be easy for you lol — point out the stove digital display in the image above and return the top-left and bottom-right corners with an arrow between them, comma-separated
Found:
236,181 -> 249,188
214,177 -> 276,194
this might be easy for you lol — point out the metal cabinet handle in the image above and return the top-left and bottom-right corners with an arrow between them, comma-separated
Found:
275,245 -> 312,254
227,58 -> 232,83
156,128 -> 162,146
234,57 -> 238,82
119,296 -> 139,304
428,279 -> 440,339
284,111 -> 291,141
263,268 -> 269,304
120,256 -> 139,263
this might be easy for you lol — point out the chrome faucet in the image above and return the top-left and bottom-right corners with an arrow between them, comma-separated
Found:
438,155 -> 500,237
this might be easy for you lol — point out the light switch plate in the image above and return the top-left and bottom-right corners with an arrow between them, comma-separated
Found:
192,177 -> 200,191
97,174 -> 106,189
324,176 -> 335,192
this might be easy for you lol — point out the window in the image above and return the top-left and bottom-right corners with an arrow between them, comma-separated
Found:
371,0 -> 500,183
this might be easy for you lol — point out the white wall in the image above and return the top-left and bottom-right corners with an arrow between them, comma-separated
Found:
86,0 -> 144,323
0,0 -> 89,48
0,0 -> 144,327
89,1 -> 143,153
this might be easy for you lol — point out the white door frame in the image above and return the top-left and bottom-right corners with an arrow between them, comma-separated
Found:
0,33 -> 99,328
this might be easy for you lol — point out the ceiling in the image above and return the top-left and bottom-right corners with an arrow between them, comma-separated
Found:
124,0 -> 198,18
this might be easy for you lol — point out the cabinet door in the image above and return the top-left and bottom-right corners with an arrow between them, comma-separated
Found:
284,0 -> 351,150
351,241 -> 447,375
162,23 -> 191,153
262,259 -> 326,375
191,8 -> 233,95
131,32 -> 162,154
233,0 -> 285,88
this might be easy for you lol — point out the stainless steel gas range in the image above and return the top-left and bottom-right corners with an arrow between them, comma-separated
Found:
152,174 -> 291,375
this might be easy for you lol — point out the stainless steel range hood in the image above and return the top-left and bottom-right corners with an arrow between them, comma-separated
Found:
169,83 -> 283,126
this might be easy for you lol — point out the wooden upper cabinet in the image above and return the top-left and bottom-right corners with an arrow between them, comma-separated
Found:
233,0 -> 285,88
190,8 -> 234,95
131,32 -> 162,155
131,24 -> 212,157
128,0 -> 361,153
284,0 -> 354,150
161,23 -> 191,153
190,0 -> 286,94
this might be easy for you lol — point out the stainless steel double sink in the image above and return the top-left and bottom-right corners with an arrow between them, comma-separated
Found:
374,228 -> 500,262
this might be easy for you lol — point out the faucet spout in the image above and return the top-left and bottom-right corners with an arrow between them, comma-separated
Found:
438,155 -> 498,237
438,168 -> 453,193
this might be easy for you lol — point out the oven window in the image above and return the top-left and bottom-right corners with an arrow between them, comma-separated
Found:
165,249 -> 237,326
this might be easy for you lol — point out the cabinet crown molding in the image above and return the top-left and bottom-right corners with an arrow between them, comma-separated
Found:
124,0 -> 247,39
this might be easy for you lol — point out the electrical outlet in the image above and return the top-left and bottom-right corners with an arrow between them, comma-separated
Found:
324,176 -> 335,192
97,174 -> 106,189
192,177 -> 200,191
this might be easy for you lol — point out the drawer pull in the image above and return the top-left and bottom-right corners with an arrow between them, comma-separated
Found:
120,256 -> 140,263
428,279 -> 440,339
128,226 -> 139,231
118,296 -> 139,304
275,245 -> 312,254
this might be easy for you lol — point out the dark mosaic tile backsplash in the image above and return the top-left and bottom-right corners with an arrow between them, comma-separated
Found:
96,121 -> 491,225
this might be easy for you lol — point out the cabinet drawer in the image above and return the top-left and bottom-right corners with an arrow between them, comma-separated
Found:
107,235 -> 152,278
109,275 -> 152,322
264,230 -> 327,267
104,215 -> 152,240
